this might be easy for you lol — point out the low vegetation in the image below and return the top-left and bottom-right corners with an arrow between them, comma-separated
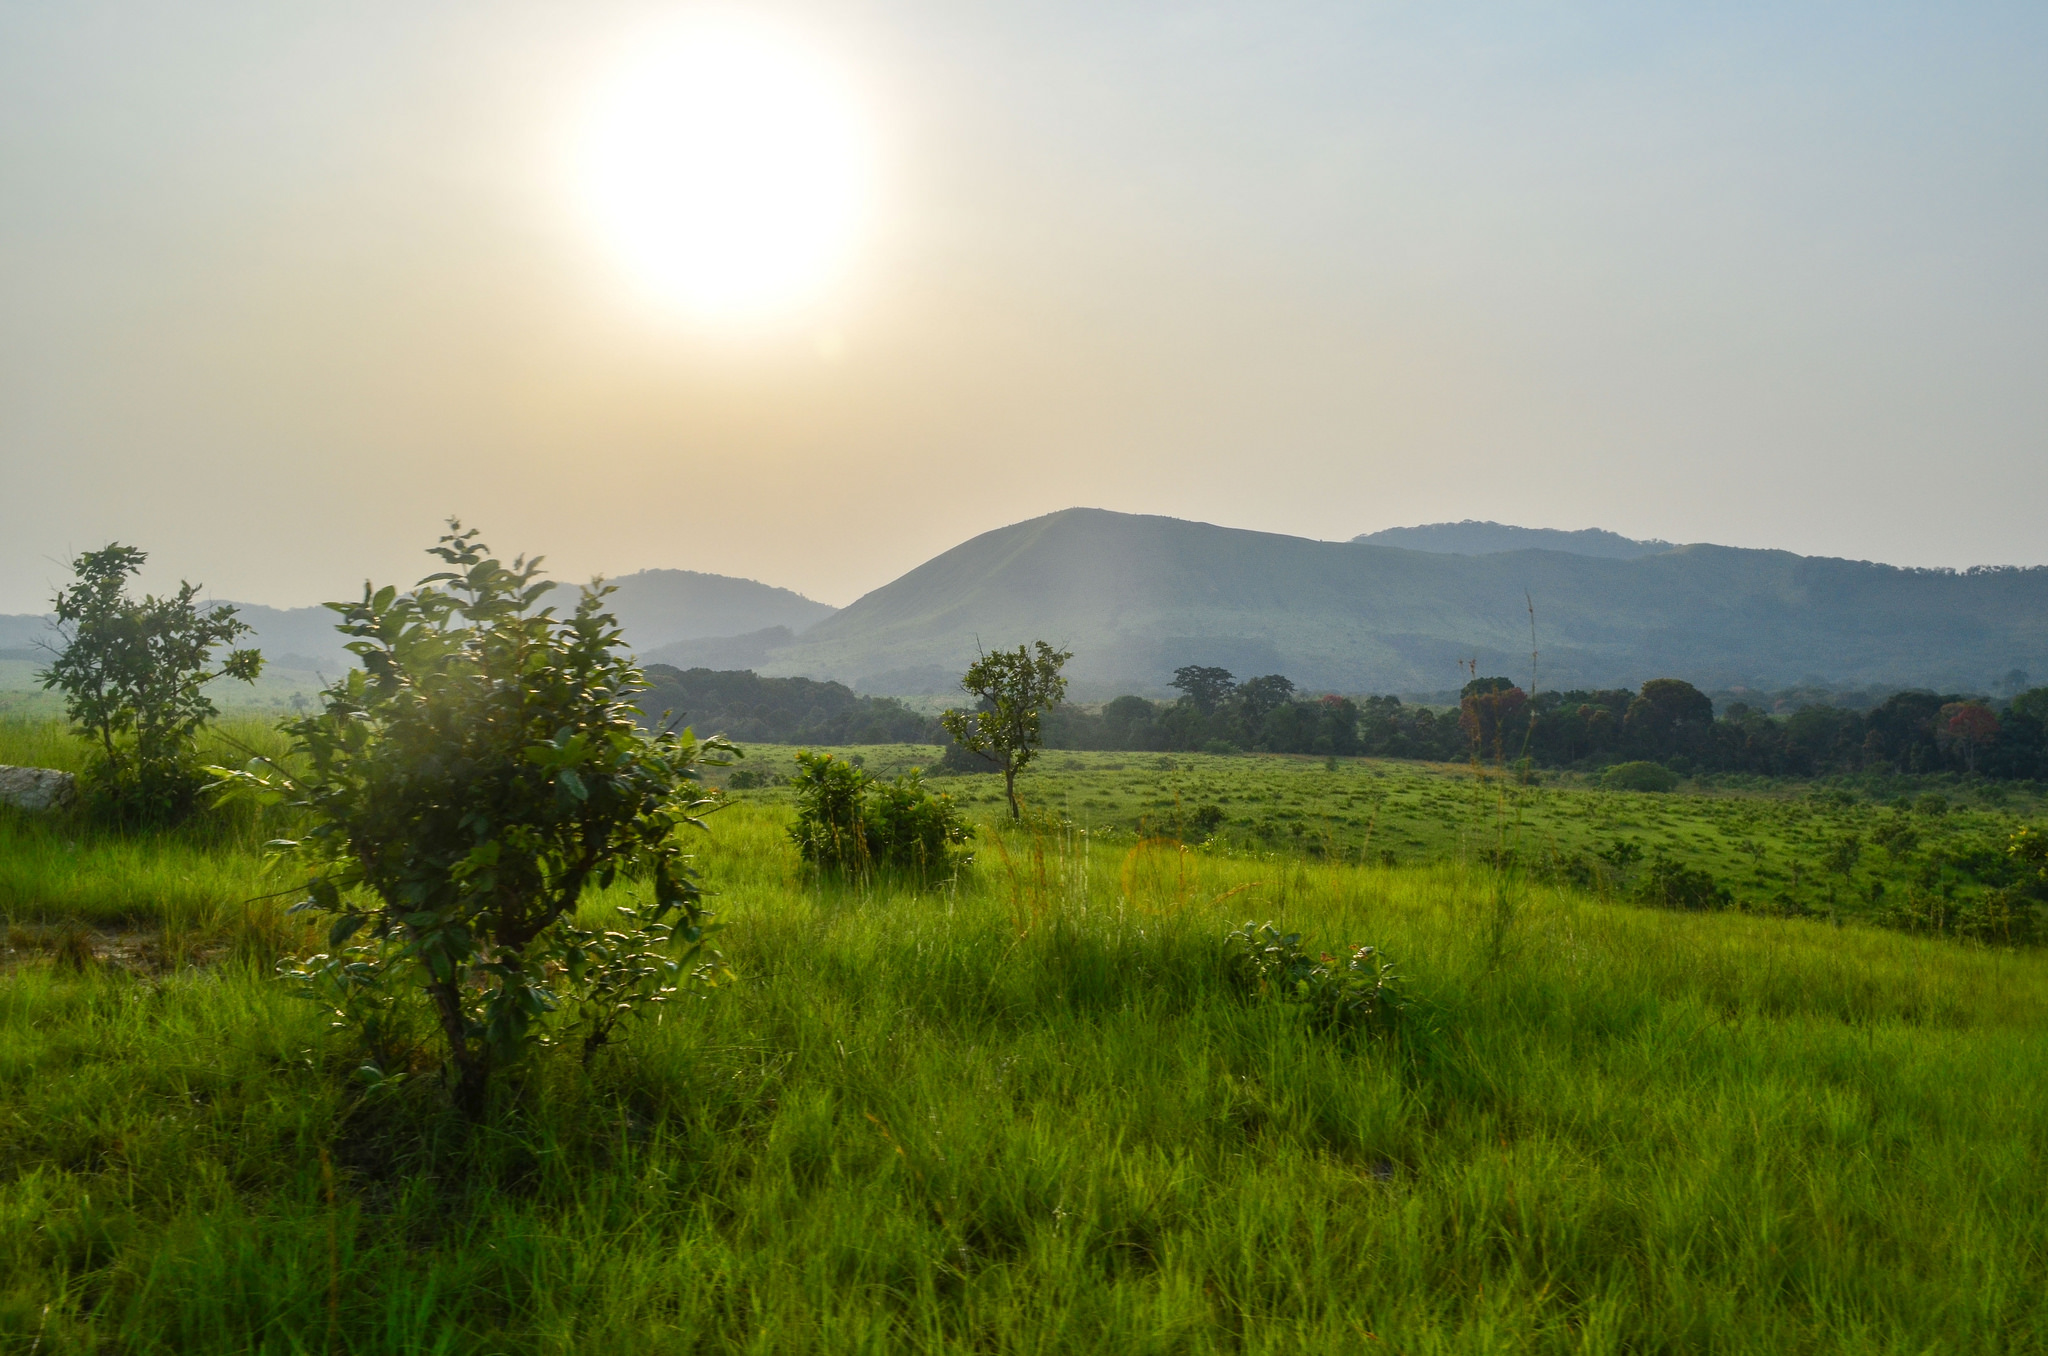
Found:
4,788 -> 2048,1351
787,749 -> 968,880
726,744 -> 2048,946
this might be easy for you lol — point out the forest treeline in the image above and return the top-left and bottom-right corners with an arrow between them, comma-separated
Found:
1040,667 -> 2048,782
637,663 -> 2048,783
637,665 -> 933,746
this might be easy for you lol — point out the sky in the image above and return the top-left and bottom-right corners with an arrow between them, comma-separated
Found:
2,1 -> 2044,613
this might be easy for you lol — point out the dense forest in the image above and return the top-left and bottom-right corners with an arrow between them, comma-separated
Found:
1041,667 -> 2048,782
635,665 -> 934,746
637,663 -> 2048,784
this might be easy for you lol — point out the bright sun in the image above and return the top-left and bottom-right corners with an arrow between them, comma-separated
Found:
578,17 -> 871,318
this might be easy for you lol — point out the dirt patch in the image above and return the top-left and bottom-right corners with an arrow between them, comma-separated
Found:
1,922 -> 225,976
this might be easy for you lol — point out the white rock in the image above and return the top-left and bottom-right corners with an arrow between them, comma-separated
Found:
0,765 -> 77,812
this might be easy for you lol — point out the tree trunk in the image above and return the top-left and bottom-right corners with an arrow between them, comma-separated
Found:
428,978 -> 489,1118
1003,765 -> 1019,820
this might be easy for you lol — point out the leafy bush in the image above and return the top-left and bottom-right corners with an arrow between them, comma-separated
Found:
40,544 -> 263,824
1223,920 -> 1404,1034
1602,760 -> 1680,793
221,525 -> 731,1117
1187,803 -> 1226,840
1882,884 -> 2044,946
789,750 -> 969,879
1634,855 -> 1732,911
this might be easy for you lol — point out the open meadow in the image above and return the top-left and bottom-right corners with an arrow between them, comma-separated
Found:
722,744 -> 2047,937
3,716 -> 2048,1352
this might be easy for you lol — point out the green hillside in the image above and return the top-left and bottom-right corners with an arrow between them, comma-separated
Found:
755,508 -> 2047,696
0,569 -> 835,672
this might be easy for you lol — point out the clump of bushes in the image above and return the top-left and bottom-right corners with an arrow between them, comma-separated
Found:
1879,887 -> 2042,946
1635,854 -> 1732,910
1602,761 -> 1680,793
789,750 -> 970,880
1224,920 -> 1404,1034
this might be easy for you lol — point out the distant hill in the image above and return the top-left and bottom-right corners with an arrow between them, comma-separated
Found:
0,569 -> 836,673
603,570 -> 836,651
1354,521 -> 1675,559
742,508 -> 2048,696
640,626 -> 801,672
0,613 -> 51,661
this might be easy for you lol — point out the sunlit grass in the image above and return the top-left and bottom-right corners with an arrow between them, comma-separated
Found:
3,792 -> 2046,1351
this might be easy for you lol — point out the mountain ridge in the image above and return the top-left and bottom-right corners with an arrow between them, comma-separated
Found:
0,568 -> 836,670
748,508 -> 2046,696
1354,520 -> 1676,559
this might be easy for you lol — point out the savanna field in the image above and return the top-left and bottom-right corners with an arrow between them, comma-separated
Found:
4,717 -> 2048,1353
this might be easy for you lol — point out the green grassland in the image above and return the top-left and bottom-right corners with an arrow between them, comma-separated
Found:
0,658 -> 342,723
3,718 -> 2048,1351
718,745 -> 2045,934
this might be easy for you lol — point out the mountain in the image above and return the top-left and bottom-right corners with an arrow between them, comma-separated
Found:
0,569 -> 836,672
1354,521 -> 1674,559
640,626 -> 802,672
603,570 -> 836,651
0,613 -> 51,660
743,508 -> 2047,696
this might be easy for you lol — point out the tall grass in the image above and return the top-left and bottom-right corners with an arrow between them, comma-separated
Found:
3,799 -> 2046,1351
0,716 -> 304,937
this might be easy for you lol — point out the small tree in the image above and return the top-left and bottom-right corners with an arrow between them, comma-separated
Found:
220,525 -> 732,1117
939,641 -> 1071,819
39,543 -> 263,824
1171,665 -> 1236,714
1937,700 -> 1999,774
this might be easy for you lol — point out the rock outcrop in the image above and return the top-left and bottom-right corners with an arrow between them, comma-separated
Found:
0,765 -> 77,812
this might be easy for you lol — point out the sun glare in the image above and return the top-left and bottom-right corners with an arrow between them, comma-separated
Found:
578,17 -> 871,318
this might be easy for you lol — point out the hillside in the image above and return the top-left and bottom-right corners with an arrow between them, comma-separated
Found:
603,569 -> 836,651
1354,520 -> 1674,559
0,569 -> 835,672
746,508 -> 2047,696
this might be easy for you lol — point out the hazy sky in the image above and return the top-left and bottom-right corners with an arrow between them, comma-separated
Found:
3,1 -> 2043,613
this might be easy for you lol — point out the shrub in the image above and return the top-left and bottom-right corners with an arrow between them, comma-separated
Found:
220,525 -> 731,1117
1602,760 -> 1680,793
789,750 -> 969,879
40,544 -> 263,825
1953,890 -> 2042,946
1635,855 -> 1732,911
1187,803 -> 1226,840
1223,920 -> 1404,1034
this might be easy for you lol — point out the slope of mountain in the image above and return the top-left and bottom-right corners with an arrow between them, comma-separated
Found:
603,570 -> 836,651
0,613 -> 51,660
0,570 -> 835,672
640,626 -> 801,672
1354,521 -> 1674,559
750,508 -> 2047,696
